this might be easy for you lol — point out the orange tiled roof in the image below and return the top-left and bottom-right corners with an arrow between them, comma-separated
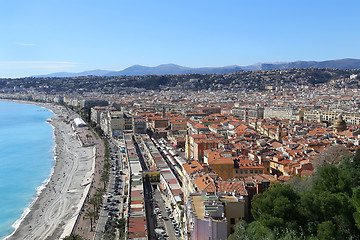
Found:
216,181 -> 248,196
193,174 -> 215,192
183,160 -> 204,175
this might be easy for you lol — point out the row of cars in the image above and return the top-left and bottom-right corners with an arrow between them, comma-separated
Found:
103,141 -> 126,234
165,206 -> 181,237
153,201 -> 181,239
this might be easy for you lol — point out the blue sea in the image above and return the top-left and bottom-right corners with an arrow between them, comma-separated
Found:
0,101 -> 55,239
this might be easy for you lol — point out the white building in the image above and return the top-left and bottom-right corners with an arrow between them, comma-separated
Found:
74,117 -> 86,127
186,194 -> 228,240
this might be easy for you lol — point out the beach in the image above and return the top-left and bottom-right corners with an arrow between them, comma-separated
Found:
5,102 -> 95,240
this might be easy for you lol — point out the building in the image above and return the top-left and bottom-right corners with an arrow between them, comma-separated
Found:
304,110 -> 360,125
132,116 -> 146,133
80,99 -> 108,109
186,192 -> 248,240
186,194 -> 228,240
100,110 -> 133,137
90,106 -> 109,124
74,117 -> 86,127
185,134 -> 221,161
232,105 -> 264,123
264,107 -> 303,121
204,151 -> 265,180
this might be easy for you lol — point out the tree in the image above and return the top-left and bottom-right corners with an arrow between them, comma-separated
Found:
85,210 -> 96,232
118,218 -> 126,239
89,197 -> 100,218
353,187 -> 360,230
240,153 -> 360,240
353,148 -> 360,167
312,145 -> 349,171
317,221 -> 336,240
251,183 -> 301,231
100,170 -> 109,190
62,233 -> 84,240
313,164 -> 340,193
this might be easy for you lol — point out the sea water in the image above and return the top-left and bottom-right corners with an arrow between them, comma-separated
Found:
0,101 -> 54,239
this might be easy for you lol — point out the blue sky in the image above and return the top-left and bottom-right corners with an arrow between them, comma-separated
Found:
1,0 -> 359,78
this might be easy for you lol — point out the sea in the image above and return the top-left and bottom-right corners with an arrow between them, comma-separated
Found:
0,101 -> 55,239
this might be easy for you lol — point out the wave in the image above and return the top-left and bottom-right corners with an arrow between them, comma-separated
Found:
2,108 -> 57,240
3,173 -> 51,240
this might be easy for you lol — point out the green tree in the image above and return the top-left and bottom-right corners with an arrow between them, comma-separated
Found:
353,187 -> 360,230
251,183 -> 301,231
62,233 -> 84,240
313,164 -> 340,193
317,221 -> 336,240
85,210 -> 96,232
118,218 -> 126,239
88,197 -> 101,218
353,148 -> 360,167
100,170 -> 109,190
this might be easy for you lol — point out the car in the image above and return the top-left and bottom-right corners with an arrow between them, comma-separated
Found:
175,230 -> 179,235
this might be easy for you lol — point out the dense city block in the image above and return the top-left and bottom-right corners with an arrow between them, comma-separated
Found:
2,68 -> 360,239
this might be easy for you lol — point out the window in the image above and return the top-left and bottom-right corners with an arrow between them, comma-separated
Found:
254,170 -> 258,174
230,218 -> 235,224
235,170 -> 238,174
240,170 -> 243,174
250,170 -> 253,174
244,170 -> 248,174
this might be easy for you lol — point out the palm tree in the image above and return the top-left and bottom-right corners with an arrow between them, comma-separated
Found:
62,233 -> 84,240
89,198 -> 98,217
85,210 -> 96,232
95,188 -> 104,198
100,171 -> 109,190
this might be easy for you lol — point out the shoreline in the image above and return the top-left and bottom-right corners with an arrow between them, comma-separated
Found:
1,100 -> 96,240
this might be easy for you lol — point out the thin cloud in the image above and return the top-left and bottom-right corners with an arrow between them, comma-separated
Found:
0,61 -> 81,69
0,61 -> 79,64
16,42 -> 36,46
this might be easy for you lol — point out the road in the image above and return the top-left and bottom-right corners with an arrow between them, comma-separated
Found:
153,188 -> 178,240
94,139 -> 129,240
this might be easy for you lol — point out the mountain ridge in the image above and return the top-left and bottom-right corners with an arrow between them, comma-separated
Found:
32,58 -> 360,77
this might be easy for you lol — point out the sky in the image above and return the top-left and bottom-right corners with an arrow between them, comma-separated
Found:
1,0 -> 360,78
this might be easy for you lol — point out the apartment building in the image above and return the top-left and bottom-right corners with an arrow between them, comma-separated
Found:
186,193 -> 247,240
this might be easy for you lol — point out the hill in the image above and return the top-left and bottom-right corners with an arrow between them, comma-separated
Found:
31,58 -> 360,77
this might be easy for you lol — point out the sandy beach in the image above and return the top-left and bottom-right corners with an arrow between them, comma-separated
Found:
5,102 -> 95,240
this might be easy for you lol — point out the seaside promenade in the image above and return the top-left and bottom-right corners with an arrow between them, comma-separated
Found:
72,129 -> 106,240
